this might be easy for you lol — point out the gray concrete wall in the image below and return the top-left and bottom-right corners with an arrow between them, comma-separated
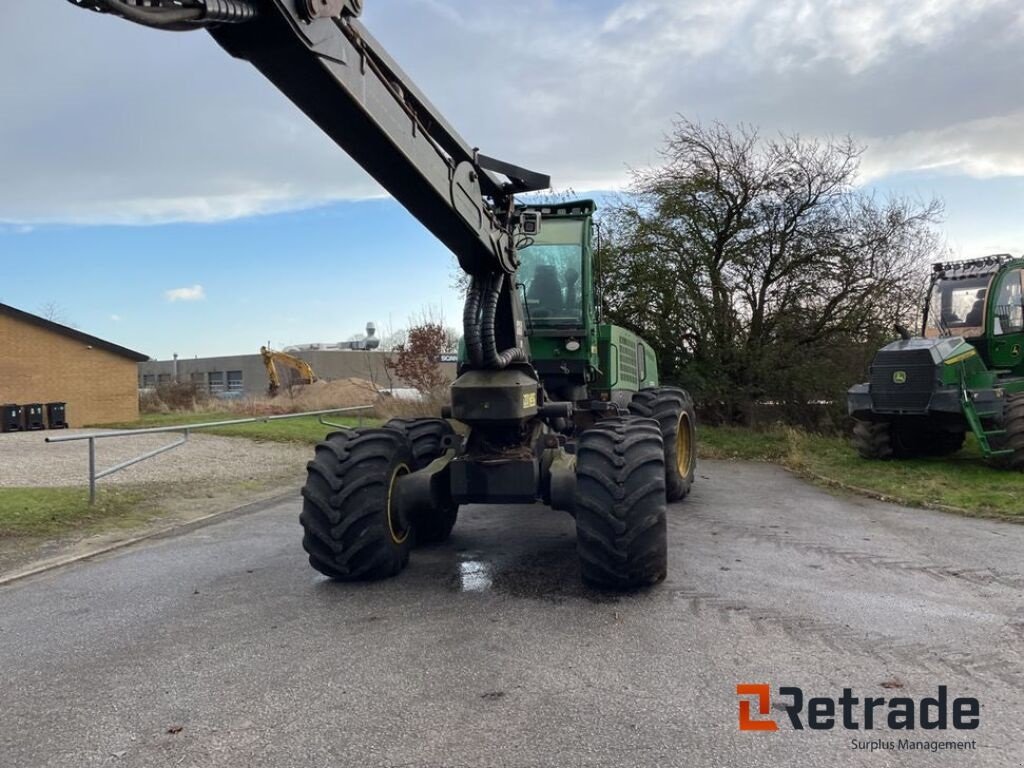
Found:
138,351 -> 455,396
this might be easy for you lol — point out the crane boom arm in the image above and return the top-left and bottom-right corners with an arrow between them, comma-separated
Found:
66,0 -> 544,371
68,0 -> 549,278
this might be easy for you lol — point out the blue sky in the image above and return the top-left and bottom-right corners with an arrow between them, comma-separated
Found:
0,200 -> 464,359
2,0 -> 1023,359
874,173 -> 1024,258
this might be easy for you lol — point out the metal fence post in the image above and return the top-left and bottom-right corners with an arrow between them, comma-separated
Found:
88,437 -> 96,505
45,405 -> 374,504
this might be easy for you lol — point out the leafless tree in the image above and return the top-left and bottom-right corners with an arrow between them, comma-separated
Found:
38,301 -> 77,327
601,118 -> 944,426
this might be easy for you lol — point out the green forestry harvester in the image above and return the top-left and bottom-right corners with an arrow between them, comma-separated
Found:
848,254 -> 1024,469
66,0 -> 698,588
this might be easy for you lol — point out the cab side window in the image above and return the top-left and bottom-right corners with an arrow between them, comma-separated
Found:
993,269 -> 1024,335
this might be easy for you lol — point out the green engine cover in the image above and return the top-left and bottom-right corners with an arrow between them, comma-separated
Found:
593,324 -> 659,400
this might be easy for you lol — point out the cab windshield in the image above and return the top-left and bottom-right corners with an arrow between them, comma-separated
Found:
927,276 -> 991,338
517,218 -> 585,329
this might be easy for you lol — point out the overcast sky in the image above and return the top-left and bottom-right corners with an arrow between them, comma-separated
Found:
1,0 -> 1023,357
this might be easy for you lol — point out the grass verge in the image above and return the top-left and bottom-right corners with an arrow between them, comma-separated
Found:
0,473 -> 301,576
0,487 -> 148,538
699,425 -> 1024,519
93,411 -> 381,444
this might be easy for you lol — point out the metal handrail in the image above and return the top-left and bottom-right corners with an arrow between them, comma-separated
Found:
46,405 -> 373,503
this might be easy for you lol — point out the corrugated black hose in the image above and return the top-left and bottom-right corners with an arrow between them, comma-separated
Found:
67,0 -> 256,29
462,276 -> 485,368
481,273 -> 526,369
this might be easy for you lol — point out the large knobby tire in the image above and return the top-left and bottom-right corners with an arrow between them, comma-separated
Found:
299,428 -> 415,581
629,387 -> 697,501
384,417 -> 453,467
852,420 -> 896,460
853,419 -> 965,460
993,393 -> 1024,471
574,417 -> 668,590
383,417 -> 459,543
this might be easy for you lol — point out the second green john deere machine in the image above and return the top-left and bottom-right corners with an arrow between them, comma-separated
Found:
848,254 -> 1024,469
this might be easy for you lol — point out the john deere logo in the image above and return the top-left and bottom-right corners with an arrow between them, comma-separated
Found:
892,371 -> 908,385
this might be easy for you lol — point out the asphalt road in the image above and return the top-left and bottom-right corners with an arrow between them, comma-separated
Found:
1,460 -> 1022,768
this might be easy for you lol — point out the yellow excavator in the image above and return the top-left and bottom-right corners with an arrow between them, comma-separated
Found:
260,346 -> 317,397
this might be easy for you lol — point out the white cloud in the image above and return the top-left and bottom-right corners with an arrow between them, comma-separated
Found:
860,111 -> 1024,182
165,285 -> 206,303
0,0 -> 1022,225
13,188 -> 385,227
744,0 -> 1004,74
110,314 -> 122,322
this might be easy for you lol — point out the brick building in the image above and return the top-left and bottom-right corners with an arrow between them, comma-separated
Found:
0,303 -> 148,427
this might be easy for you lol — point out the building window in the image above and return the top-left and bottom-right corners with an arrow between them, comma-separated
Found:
158,373 -> 171,385
190,372 -> 206,390
142,374 -> 156,388
227,370 -> 244,392
208,371 -> 225,394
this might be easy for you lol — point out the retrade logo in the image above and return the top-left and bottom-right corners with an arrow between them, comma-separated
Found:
736,684 -> 778,731
736,685 -> 979,732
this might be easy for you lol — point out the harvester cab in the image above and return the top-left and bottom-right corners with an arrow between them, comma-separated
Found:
848,254 -> 1024,469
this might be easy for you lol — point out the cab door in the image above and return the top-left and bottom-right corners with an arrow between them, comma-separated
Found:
989,268 -> 1024,370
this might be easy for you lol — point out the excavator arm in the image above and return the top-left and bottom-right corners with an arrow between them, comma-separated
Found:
260,346 -> 317,396
67,0 -> 547,371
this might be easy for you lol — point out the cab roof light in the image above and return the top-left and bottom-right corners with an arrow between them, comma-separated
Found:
932,254 -> 1013,273
931,254 -> 1016,280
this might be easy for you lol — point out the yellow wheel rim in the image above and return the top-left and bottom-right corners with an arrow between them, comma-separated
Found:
386,463 -> 411,545
675,413 -> 693,477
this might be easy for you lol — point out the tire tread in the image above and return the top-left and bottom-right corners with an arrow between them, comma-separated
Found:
575,417 -> 668,589
299,428 -> 412,581
629,386 -> 697,501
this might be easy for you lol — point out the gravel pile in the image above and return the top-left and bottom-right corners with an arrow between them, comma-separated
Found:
0,429 -> 312,488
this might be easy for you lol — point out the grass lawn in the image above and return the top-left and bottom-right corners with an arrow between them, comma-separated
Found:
0,487 -> 147,538
93,410 -> 381,445
699,425 -> 1024,519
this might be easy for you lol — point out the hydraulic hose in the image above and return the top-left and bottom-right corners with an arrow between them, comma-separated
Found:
67,0 -> 256,30
480,273 -> 527,369
480,272 -> 502,367
462,276 -> 485,369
